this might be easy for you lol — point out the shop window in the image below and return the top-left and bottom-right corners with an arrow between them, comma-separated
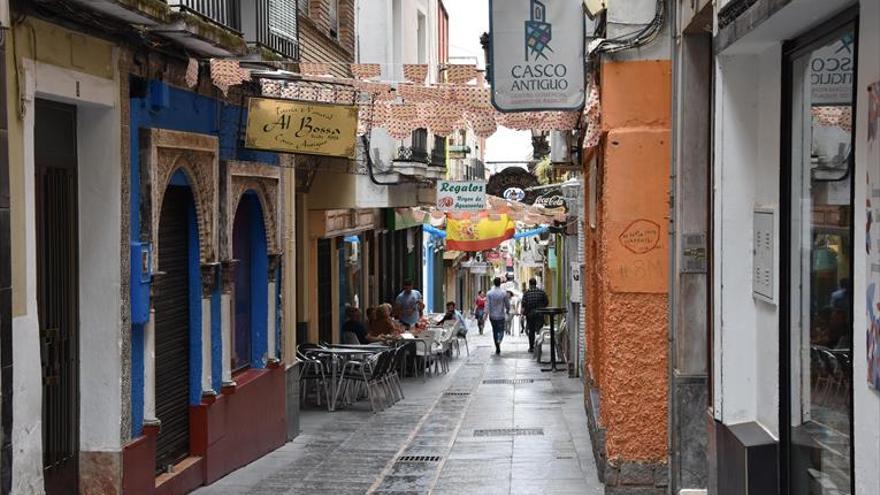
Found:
784,17 -> 856,495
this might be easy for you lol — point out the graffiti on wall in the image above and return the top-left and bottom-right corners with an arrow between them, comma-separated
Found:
608,217 -> 667,293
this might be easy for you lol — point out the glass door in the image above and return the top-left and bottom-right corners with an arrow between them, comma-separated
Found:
784,15 -> 856,495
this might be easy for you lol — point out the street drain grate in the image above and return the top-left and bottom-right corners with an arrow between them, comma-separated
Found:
396,455 -> 443,463
444,391 -> 470,396
482,378 -> 534,384
473,428 -> 544,437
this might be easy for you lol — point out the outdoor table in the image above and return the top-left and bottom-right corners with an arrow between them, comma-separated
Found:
308,347 -> 384,411
535,307 -> 567,373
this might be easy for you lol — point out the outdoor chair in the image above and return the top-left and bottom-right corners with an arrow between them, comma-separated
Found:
419,328 -> 448,375
334,349 -> 395,412
455,322 -> 469,356
535,317 -> 567,365
297,349 -> 331,411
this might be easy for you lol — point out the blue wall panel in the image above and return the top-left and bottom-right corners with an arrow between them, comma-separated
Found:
129,80 -> 281,434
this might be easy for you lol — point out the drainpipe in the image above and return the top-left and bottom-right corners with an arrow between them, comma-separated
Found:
667,0 -> 679,492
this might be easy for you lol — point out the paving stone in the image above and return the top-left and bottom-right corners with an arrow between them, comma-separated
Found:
193,333 -> 603,495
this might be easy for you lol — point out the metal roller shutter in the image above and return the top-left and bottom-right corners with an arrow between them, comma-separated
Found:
154,187 -> 192,473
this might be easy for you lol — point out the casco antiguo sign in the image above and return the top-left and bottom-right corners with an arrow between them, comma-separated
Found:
490,0 -> 585,112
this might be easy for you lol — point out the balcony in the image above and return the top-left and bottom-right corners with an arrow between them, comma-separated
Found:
448,144 -> 471,159
71,0 -> 298,60
170,0 -> 240,29
393,129 -> 445,180
242,0 -> 300,61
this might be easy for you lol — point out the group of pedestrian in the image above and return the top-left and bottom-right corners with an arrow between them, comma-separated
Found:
342,279 -> 471,345
477,276 -> 548,355
341,276 -> 547,355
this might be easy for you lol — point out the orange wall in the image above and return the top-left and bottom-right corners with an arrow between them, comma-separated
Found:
585,59 -> 671,463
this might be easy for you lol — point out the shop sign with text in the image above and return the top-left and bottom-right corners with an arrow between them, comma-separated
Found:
245,97 -> 359,158
535,191 -> 567,211
437,180 -> 487,211
490,0 -> 585,112
810,34 -> 855,105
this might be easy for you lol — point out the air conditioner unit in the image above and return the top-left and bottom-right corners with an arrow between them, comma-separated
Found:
584,0 -> 607,19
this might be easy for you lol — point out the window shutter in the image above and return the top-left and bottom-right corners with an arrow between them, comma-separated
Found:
269,0 -> 299,42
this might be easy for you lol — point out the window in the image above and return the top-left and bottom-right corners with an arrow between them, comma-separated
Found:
329,0 -> 339,39
417,12 -> 427,64
784,16 -> 856,495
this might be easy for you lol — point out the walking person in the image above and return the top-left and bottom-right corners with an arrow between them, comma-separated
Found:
474,290 -> 487,335
486,277 -> 511,355
393,279 -> 424,330
521,278 -> 549,353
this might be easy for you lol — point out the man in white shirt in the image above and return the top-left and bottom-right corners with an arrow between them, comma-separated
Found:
486,277 -> 511,355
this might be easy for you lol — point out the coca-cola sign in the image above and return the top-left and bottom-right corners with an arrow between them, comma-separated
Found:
535,192 -> 567,211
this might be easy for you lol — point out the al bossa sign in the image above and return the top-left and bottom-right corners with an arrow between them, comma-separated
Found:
244,97 -> 359,159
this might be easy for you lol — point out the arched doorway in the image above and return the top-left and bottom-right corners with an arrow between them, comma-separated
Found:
232,192 -> 268,371
154,174 -> 198,473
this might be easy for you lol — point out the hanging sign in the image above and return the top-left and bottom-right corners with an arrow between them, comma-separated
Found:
244,97 -> 359,158
486,167 -> 540,204
535,191 -> 567,211
489,0 -> 585,112
436,180 -> 487,211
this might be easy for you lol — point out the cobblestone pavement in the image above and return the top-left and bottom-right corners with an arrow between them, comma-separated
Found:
193,331 -> 603,495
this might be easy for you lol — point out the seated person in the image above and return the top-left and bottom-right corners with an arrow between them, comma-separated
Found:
342,306 -> 370,345
436,301 -> 468,337
368,303 -> 401,341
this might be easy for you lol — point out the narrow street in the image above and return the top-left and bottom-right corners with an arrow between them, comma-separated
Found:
193,331 -> 601,495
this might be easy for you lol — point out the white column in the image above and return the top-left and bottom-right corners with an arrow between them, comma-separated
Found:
144,309 -> 157,421
201,298 -> 213,393
267,280 -> 277,361
221,293 -> 234,384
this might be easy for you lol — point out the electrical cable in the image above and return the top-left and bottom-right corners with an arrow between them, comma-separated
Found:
592,0 -> 666,54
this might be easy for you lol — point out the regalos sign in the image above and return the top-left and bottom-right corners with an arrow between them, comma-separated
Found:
437,180 -> 487,211
245,97 -> 359,158
490,0 -> 585,112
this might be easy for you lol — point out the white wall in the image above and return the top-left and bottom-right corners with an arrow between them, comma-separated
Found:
12,62 -> 45,495
77,102 -> 123,452
11,59 -> 123,494
715,1 -> 880,491
357,0 -> 443,166
713,47 -> 780,434
853,0 -> 880,491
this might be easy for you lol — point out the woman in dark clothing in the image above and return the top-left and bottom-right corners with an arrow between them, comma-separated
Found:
342,306 -> 370,344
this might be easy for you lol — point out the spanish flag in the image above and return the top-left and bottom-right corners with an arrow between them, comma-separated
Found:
446,214 -> 516,252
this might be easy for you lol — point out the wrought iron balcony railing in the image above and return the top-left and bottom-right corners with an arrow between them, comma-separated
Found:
170,0 -> 241,30
395,129 -> 430,163
170,0 -> 299,60
248,0 -> 300,60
